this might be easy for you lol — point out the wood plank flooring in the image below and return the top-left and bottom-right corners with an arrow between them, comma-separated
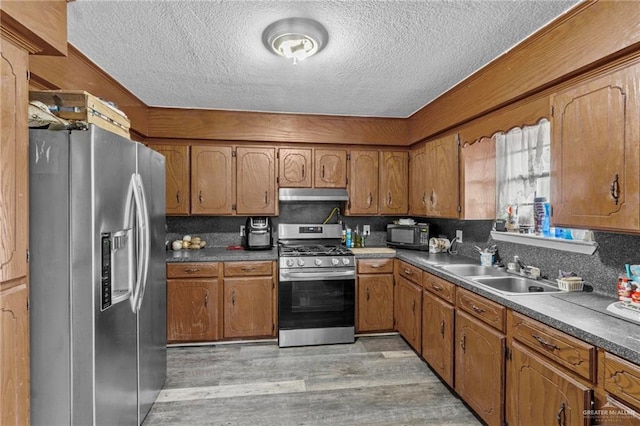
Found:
143,335 -> 481,425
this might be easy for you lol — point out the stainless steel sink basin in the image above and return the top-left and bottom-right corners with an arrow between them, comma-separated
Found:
472,276 -> 562,295
438,264 -> 508,277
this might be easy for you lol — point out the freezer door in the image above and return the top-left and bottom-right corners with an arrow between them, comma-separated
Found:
136,144 -> 167,423
72,125 -> 139,425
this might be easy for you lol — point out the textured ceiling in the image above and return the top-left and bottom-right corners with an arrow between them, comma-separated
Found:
67,0 -> 580,118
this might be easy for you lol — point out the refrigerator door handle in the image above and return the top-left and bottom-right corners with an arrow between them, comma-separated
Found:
135,173 -> 151,312
130,173 -> 150,313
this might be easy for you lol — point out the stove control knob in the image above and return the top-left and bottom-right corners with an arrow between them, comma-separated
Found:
285,259 -> 295,267
315,258 -> 323,266
331,258 -> 340,266
342,258 -> 351,265
297,258 -> 306,267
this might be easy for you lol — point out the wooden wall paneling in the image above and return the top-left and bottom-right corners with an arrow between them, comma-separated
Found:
28,45 -> 149,136
0,0 -> 67,55
147,107 -> 408,145
409,1 -> 640,144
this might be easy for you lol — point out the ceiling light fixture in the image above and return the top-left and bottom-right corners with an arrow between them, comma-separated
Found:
262,18 -> 328,65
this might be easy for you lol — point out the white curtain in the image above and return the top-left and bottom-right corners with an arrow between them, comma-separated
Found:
495,119 -> 551,220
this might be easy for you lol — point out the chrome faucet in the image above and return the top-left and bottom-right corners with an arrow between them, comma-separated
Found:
513,256 -> 540,279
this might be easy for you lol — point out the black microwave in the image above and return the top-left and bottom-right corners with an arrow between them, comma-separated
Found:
386,223 -> 430,250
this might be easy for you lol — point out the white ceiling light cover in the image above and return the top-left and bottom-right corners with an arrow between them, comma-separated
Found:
263,17 -> 329,64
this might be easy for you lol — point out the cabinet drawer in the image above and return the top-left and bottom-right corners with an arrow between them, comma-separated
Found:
509,311 -> 595,382
167,262 -> 219,278
604,352 -> 640,408
456,288 -> 505,332
422,272 -> 456,304
357,258 -> 394,274
224,261 -> 273,277
397,260 -> 422,285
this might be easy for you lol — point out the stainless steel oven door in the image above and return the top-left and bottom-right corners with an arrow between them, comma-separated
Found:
278,269 -> 355,330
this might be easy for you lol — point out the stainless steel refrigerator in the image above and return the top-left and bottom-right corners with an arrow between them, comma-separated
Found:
29,125 -> 167,425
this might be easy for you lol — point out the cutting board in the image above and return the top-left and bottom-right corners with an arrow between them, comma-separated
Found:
350,247 -> 396,254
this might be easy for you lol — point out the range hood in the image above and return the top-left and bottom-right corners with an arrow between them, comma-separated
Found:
279,188 -> 349,202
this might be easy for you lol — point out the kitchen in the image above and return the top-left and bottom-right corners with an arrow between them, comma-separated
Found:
3,0 -> 640,425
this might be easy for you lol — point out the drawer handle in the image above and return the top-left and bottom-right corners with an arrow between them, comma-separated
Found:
440,320 -> 445,337
556,402 -> 566,426
471,304 -> 485,314
431,284 -> 443,292
532,334 -> 560,351
184,268 -> 201,274
242,266 -> 256,272
404,269 -> 413,275
370,264 -> 381,268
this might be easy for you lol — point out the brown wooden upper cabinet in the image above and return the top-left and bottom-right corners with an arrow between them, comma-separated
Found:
191,145 -> 235,215
347,150 -> 408,216
152,145 -> 190,215
278,148 -> 347,189
551,60 -> 640,232
459,137 -> 496,220
425,135 -> 460,218
347,150 -> 379,215
278,148 -> 312,188
236,147 -> 277,215
409,145 -> 427,216
315,149 -> 347,188
379,151 -> 408,215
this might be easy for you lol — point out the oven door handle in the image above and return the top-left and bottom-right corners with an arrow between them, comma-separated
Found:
280,270 -> 356,281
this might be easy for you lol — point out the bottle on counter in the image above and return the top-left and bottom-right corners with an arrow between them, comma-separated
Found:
346,228 -> 352,248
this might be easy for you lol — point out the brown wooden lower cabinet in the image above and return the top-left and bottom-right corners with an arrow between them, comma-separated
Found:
223,276 -> 274,339
455,310 -> 505,426
167,278 -> 219,342
506,341 -> 592,426
421,290 -> 454,388
394,275 -> 422,352
357,274 -> 394,332
0,282 -> 30,426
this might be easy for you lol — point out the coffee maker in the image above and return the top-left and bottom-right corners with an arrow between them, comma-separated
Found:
243,217 -> 273,250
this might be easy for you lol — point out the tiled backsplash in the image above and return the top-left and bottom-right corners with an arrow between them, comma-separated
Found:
167,207 -> 639,298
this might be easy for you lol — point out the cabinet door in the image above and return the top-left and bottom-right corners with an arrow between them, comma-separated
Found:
379,151 -> 408,215
315,149 -> 347,188
422,291 -> 454,388
167,279 -> 219,342
551,63 -> 640,231
460,137 -> 496,219
394,276 -> 422,352
191,145 -> 234,215
357,274 -> 394,333
455,310 -> 505,426
279,148 -> 312,188
507,341 -> 592,426
409,145 -> 427,216
153,145 -> 190,215
0,283 -> 29,426
425,135 -> 460,218
224,277 -> 274,338
236,147 -> 276,215
348,150 -> 379,215
0,38 -> 28,283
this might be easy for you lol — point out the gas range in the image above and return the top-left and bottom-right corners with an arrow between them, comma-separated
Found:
278,224 -> 354,271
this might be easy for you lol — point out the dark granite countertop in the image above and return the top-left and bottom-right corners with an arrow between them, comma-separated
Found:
166,247 -> 278,262
165,245 -> 639,364
394,249 -> 640,365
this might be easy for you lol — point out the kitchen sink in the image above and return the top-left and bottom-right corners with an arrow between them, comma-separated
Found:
438,264 -> 509,277
471,276 -> 562,295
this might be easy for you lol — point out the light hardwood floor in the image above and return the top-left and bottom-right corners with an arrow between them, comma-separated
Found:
143,335 -> 481,425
